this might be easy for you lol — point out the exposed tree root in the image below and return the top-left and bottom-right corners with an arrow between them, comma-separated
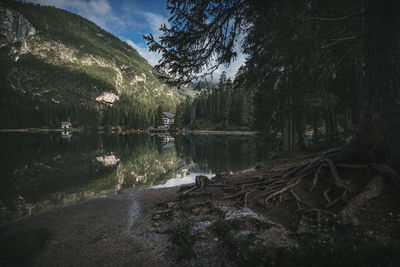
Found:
182,200 -> 211,210
309,166 -> 321,192
290,188 -> 311,210
370,163 -> 400,190
176,150 -> 397,231
323,187 -> 332,205
338,174 -> 384,225
196,175 -> 211,190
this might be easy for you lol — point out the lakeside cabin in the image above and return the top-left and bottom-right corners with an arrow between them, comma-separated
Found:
162,112 -> 174,128
61,121 -> 72,129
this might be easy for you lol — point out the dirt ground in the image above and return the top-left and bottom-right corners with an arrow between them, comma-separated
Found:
1,151 -> 400,266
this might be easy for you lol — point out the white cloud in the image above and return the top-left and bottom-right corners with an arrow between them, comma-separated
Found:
217,51 -> 246,79
137,11 -> 170,39
122,11 -> 170,67
25,0 -> 246,79
203,38 -> 247,81
26,0 -> 125,31
88,0 -> 111,15
125,39 -> 161,66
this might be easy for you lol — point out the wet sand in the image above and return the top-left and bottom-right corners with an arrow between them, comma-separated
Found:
0,187 -> 180,266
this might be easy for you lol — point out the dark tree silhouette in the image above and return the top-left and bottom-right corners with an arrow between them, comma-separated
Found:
145,0 -> 400,172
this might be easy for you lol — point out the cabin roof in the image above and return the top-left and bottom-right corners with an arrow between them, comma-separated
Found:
61,121 -> 71,125
162,112 -> 174,119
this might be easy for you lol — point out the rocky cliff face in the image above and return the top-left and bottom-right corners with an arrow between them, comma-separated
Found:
0,1 -> 192,128
0,7 -> 35,57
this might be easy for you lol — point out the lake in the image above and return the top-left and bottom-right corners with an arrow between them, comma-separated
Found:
0,132 -> 273,223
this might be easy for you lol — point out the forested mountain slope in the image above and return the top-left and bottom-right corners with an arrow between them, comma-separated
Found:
0,1 -> 192,128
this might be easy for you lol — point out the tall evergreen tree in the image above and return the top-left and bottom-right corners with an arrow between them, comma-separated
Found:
146,0 -> 400,171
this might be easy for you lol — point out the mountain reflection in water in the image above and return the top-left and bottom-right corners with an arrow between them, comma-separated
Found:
0,132 -> 272,223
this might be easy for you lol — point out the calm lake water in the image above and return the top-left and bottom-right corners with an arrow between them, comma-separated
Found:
0,132 -> 272,223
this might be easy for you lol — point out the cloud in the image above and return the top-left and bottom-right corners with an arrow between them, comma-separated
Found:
137,11 -> 170,39
125,39 -> 161,66
26,0 -> 125,31
122,11 -> 170,67
25,0 -> 166,66
88,0 -> 111,15
203,37 -> 247,81
25,0 -> 246,79
218,51 -> 246,79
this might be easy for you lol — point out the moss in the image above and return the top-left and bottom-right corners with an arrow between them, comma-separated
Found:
171,220 -> 194,259
212,217 -> 232,240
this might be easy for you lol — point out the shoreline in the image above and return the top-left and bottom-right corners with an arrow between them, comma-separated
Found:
0,128 -> 260,135
0,128 -> 81,132
184,129 -> 260,135
2,150 -> 399,266
0,153 -> 312,266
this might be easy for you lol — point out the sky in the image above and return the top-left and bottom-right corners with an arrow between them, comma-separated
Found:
25,0 -> 246,80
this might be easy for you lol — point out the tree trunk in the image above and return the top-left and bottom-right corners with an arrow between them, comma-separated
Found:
325,110 -> 332,141
297,115 -> 305,149
313,113 -> 319,141
282,96 -> 296,153
225,88 -> 231,128
290,114 -> 296,151
343,0 -> 400,172
190,102 -> 196,124
282,115 -> 289,153
325,108 -> 337,141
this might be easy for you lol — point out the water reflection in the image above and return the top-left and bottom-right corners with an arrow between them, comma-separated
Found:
96,154 -> 120,166
152,171 -> 214,189
0,132 -> 270,223
61,131 -> 72,139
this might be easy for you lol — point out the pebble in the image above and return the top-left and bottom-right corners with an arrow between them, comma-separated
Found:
192,208 -> 200,215
167,202 -> 176,208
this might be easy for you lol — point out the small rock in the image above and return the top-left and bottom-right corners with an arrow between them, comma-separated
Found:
153,214 -> 161,220
198,220 -> 213,228
192,208 -> 200,215
167,202 -> 176,208
351,217 -> 360,226
194,226 -> 209,239
233,230 -> 252,243
202,207 -> 210,214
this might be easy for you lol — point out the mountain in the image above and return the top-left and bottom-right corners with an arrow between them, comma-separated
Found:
0,0 -> 194,128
